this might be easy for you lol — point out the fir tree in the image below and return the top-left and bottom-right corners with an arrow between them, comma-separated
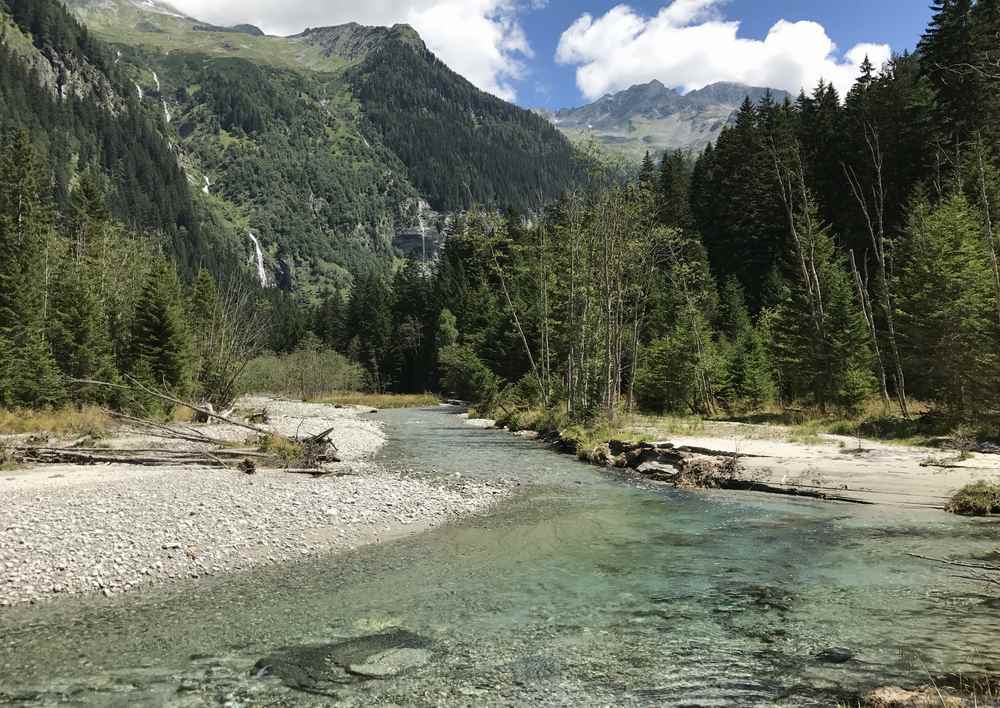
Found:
896,194 -> 998,412
770,191 -> 874,412
128,260 -> 194,398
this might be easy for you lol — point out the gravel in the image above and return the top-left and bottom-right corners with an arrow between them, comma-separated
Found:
0,398 -> 508,607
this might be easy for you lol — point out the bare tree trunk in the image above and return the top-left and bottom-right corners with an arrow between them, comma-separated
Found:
844,124 -> 909,417
850,250 -> 890,407
975,134 -> 1000,326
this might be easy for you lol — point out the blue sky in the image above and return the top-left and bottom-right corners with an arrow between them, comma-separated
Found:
174,0 -> 935,109
522,0 -> 934,109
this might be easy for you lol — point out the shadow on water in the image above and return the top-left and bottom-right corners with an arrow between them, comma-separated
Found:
1,405 -> 998,706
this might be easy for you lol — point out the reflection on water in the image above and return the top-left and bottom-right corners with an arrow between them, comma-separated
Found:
1,406 -> 998,706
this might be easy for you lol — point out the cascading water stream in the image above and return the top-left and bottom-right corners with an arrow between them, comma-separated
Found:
247,232 -> 269,287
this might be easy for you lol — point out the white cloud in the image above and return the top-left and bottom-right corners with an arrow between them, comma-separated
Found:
556,0 -> 892,101
165,0 -> 535,100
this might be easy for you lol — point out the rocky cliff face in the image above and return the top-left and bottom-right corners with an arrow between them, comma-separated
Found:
291,23 -> 425,63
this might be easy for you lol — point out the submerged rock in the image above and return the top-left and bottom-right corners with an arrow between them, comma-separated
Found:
815,647 -> 854,664
348,648 -> 431,678
252,629 -> 432,692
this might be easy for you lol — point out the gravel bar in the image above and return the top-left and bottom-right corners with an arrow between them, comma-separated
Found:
0,398 -> 508,606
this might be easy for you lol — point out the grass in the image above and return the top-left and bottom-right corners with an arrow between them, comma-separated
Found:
312,392 -> 441,410
0,406 -> 113,437
947,480 -> 1000,516
258,433 -> 306,468
73,1 -> 349,74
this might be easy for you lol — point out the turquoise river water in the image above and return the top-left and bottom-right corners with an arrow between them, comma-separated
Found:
1,405 -> 998,706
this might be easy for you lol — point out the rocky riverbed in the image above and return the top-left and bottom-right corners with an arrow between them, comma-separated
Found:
0,399 -> 509,606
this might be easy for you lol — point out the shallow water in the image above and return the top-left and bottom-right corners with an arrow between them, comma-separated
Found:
1,406 -> 998,706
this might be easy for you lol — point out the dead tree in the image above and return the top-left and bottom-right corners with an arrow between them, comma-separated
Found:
843,123 -> 909,417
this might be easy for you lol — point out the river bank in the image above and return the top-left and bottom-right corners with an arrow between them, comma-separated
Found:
464,413 -> 1000,510
0,399 -> 508,606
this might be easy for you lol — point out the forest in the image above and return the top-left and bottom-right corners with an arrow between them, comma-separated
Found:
2,0 -> 1000,443
302,0 -> 1000,432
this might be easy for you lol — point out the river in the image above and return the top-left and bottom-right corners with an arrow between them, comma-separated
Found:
1,406 -> 998,706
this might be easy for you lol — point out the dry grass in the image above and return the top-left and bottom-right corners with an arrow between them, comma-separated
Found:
0,406 -> 113,437
312,392 -> 441,410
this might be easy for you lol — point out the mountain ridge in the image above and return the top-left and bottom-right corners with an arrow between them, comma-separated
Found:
541,79 -> 790,158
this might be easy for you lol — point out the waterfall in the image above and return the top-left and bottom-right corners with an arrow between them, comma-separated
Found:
202,175 -> 211,195
162,100 -> 171,124
135,82 -> 144,100
152,72 -> 161,93
247,232 -> 269,288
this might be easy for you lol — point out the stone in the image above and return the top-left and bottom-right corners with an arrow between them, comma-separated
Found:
863,686 -> 964,707
347,648 -> 432,678
815,647 -> 854,664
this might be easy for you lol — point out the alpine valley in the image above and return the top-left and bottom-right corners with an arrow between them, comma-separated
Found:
1,0 -> 584,296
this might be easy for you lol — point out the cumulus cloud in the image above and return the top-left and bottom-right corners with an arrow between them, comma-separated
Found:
165,0 -> 536,100
556,0 -> 892,100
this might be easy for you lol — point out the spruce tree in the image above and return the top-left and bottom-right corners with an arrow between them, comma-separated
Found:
770,192 -> 874,412
896,195 -> 998,412
919,0 -> 982,145
0,129 -> 63,407
128,260 -> 193,399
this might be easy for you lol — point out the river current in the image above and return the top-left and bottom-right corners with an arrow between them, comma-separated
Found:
1,406 -> 998,706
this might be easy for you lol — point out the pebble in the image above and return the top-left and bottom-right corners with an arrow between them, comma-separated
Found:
0,398 -> 509,606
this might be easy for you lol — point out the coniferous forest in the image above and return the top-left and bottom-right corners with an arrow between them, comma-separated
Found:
1,0 -> 1000,438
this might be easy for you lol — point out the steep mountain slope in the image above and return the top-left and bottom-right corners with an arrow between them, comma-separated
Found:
3,0 -> 582,296
0,0 -> 235,275
544,80 -> 790,158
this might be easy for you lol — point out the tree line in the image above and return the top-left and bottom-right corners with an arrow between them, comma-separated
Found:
301,0 -> 1000,424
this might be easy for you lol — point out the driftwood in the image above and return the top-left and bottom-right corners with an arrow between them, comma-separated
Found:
20,378 -> 344,474
72,377 -> 271,437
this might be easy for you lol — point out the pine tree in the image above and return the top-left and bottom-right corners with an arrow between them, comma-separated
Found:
0,129 -> 63,407
896,194 -> 998,412
770,189 -> 874,412
639,151 -> 656,190
919,0 -> 982,145
128,260 -> 193,399
657,150 -> 692,230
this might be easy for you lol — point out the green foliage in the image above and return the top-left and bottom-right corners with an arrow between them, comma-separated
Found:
240,348 -> 366,400
348,35 -> 582,212
437,344 -> 498,403
947,480 -> 1000,516
436,309 -> 459,348
635,308 -> 726,415
769,193 -> 875,412
127,260 -> 194,401
896,194 -> 998,412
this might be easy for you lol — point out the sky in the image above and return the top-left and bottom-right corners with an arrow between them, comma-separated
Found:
165,0 -> 934,109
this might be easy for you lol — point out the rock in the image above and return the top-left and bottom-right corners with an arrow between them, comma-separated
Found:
864,686 -> 964,707
347,648 -> 432,678
815,647 -> 854,664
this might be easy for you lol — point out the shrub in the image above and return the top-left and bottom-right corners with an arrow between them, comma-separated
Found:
947,481 -> 1000,516
240,349 -> 366,400
437,344 -> 499,403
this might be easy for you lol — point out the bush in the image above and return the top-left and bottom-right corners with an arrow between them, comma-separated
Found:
240,349 -> 366,400
947,481 -> 1000,516
437,344 -> 499,403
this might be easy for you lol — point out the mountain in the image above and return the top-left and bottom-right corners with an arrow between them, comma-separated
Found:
3,0 -> 581,297
543,80 -> 790,158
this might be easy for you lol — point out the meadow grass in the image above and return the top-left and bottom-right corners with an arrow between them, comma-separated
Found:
313,392 -> 441,410
0,406 -> 113,437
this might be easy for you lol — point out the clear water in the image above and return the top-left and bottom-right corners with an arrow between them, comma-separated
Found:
1,406 -> 998,706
